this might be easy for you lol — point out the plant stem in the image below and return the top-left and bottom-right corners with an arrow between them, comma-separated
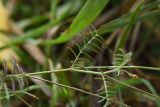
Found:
85,66 -> 160,71
26,75 -> 130,107
7,68 -> 71,77
6,65 -> 160,78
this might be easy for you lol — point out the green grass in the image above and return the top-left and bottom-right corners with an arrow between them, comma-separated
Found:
0,0 -> 160,107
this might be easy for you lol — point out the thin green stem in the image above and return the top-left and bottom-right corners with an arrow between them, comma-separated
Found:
105,75 -> 160,100
6,68 -> 102,78
6,65 -> 160,78
85,66 -> 160,71
26,75 -> 130,107
7,68 -> 71,77
71,68 -> 101,75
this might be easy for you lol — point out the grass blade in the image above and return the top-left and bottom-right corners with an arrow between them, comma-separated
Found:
45,0 -> 110,44
114,0 -> 144,51
97,1 -> 160,35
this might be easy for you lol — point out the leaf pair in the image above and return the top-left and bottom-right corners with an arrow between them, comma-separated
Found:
112,49 -> 132,75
